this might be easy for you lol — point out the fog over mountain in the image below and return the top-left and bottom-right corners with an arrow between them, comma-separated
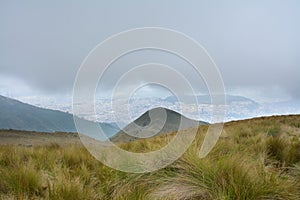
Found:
0,1 -> 299,120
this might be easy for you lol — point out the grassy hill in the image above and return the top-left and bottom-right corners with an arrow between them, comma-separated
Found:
0,95 -> 119,138
111,107 -> 207,143
0,115 -> 300,199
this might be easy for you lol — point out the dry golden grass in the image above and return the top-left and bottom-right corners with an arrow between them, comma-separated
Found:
0,115 -> 300,199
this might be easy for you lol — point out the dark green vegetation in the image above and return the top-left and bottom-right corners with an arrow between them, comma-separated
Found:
0,115 -> 300,199
0,95 -> 119,137
111,107 -> 207,143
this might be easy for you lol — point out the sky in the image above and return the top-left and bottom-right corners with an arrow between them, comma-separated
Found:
0,0 -> 299,103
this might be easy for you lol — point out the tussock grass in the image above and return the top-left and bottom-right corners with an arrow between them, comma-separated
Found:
0,162 -> 43,197
0,115 -> 300,199
148,152 -> 299,200
266,136 -> 300,167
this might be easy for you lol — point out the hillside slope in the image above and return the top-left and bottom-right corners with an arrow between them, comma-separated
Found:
0,95 -> 119,138
1,115 -> 300,199
111,107 -> 207,143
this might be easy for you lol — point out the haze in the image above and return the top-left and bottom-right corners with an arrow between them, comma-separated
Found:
0,0 -> 299,104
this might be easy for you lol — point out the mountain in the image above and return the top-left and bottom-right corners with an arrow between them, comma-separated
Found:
110,107 -> 207,143
0,95 -> 119,139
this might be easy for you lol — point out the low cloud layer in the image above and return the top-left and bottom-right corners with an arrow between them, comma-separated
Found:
0,0 -> 299,101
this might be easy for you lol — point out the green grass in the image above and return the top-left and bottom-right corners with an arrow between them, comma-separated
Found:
0,115 -> 300,199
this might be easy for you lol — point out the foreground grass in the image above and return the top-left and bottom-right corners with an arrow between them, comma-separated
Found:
0,115 -> 300,199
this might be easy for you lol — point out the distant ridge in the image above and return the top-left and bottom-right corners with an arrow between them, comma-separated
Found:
165,94 -> 258,106
0,95 -> 119,138
110,107 -> 207,143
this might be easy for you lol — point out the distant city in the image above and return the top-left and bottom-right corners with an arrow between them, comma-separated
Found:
16,94 -> 300,125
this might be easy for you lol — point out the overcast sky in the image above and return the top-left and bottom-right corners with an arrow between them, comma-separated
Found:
0,0 -> 299,103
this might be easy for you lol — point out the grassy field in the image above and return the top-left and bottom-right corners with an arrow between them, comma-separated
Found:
0,115 -> 300,199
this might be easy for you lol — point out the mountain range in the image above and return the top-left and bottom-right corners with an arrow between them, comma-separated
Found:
0,95 -> 119,138
165,94 -> 259,107
0,95 -> 207,142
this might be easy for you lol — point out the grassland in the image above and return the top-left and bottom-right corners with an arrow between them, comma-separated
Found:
0,115 -> 300,199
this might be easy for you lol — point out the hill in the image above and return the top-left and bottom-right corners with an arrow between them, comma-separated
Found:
110,107 -> 207,143
0,95 -> 119,138
0,115 -> 300,199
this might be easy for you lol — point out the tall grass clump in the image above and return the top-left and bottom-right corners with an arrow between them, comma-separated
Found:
0,115 -> 300,199
0,161 -> 44,198
266,136 -> 300,167
145,149 -> 298,200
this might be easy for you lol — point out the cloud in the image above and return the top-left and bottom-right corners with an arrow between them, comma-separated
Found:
0,0 -> 299,101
